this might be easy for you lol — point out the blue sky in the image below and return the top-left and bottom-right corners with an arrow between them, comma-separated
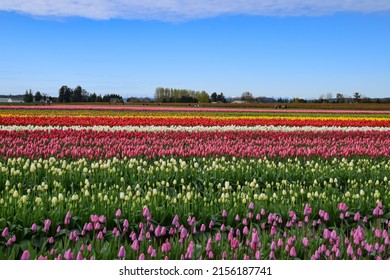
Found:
0,1 -> 390,99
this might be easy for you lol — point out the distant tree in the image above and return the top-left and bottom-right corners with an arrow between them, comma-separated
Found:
59,85 -> 72,103
23,90 -> 33,103
81,89 -> 89,102
361,96 -> 371,103
241,91 -> 254,103
102,93 -> 123,102
72,86 -> 83,102
88,93 -> 97,102
34,91 -> 42,102
336,93 -> 345,103
211,92 -> 218,102
325,92 -> 333,103
291,98 -> 306,103
96,95 -> 103,102
354,92 -> 361,103
197,91 -> 210,103
217,92 -> 227,103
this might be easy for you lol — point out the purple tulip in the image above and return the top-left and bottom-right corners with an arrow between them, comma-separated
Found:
90,215 -> 99,223
270,240 -> 276,251
208,251 -> 214,259
64,249 -> 74,260
209,220 -> 215,229
303,203 -> 312,216
97,231 -> 103,240
270,226 -> 277,236
347,244 -> 354,256
21,250 -> 30,260
115,209 -> 121,218
323,212 -> 330,221
118,246 -> 126,259
354,212 -> 361,222
1,227 -> 9,238
290,247 -> 297,258
123,219 -> 129,229
338,203 -> 348,212
269,251 -> 276,260
132,240 -> 140,251
251,231 -> 259,244
76,252 -> 83,260
99,215 -> 106,223
43,219 -> 51,232
154,225 -> 161,237
230,238 -> 239,249
222,210 -> 227,218
302,237 -> 309,247
31,224 -> 37,232
6,235 -> 16,246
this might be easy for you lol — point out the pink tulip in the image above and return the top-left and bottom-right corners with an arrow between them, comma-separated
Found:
31,224 -> 37,232
290,247 -> 297,258
302,237 -> 309,247
118,246 -> 126,259
131,240 -> 140,251
43,219 -> 51,232
347,244 -> 354,256
230,238 -> 240,250
269,251 -> 276,260
21,250 -> 30,260
222,210 -> 227,218
115,209 -> 121,218
1,227 -> 9,238
76,252 -> 83,260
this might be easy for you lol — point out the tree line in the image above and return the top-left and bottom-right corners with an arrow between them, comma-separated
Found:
154,87 -> 211,103
21,86 -> 123,104
23,89 -> 52,103
58,85 -> 123,103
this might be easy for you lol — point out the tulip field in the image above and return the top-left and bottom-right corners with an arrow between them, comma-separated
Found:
0,105 -> 389,260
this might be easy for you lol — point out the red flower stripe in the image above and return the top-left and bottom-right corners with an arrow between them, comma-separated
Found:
1,116 -> 389,127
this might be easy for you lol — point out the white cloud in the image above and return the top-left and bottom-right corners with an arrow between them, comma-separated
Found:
1,0 -> 390,21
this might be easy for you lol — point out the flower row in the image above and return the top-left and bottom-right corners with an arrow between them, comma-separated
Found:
1,115 -> 389,127
1,129 -> 389,159
1,203 -> 389,260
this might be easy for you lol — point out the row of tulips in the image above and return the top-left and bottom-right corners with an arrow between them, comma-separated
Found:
1,202 -> 389,260
0,129 -> 389,159
1,115 -> 389,127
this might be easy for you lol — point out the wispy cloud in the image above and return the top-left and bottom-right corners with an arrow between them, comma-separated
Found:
1,0 -> 390,21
